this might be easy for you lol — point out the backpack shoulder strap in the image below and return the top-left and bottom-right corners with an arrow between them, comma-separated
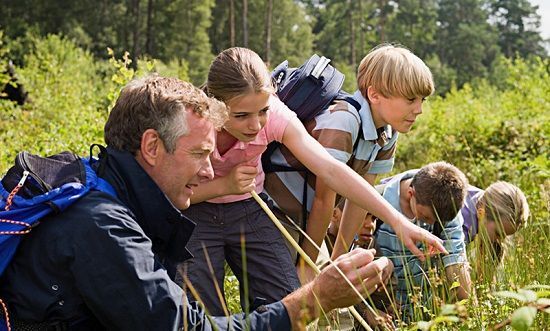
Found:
335,92 -> 363,155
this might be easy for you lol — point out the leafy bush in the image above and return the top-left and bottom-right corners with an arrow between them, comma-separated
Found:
0,34 -> 112,170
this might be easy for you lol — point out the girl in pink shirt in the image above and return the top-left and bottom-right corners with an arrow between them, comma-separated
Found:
181,47 -> 446,315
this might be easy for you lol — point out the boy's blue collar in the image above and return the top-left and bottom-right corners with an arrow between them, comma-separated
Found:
353,90 -> 393,141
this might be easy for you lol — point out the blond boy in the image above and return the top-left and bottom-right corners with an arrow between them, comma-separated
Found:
264,44 -> 435,281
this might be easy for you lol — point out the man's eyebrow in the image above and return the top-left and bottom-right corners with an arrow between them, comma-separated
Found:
259,105 -> 269,112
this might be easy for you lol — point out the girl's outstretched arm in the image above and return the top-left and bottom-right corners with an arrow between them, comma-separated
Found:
281,117 -> 447,260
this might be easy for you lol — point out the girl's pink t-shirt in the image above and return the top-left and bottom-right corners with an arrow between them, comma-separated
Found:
207,96 -> 297,203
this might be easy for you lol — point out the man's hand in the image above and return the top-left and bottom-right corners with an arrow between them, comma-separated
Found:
225,163 -> 257,194
313,248 -> 392,312
391,217 -> 448,261
282,248 -> 393,329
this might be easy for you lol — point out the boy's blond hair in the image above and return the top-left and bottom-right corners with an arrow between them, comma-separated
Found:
357,44 -> 434,100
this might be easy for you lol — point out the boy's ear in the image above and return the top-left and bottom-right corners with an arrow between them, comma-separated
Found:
407,186 -> 415,199
367,86 -> 381,104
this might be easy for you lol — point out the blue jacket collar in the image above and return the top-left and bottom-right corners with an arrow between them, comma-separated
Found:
99,146 -> 195,267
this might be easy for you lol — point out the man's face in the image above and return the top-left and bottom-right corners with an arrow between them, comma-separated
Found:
375,95 -> 425,133
224,92 -> 270,142
152,112 -> 215,210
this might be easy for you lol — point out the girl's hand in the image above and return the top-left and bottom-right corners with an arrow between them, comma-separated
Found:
392,218 -> 448,261
226,163 -> 257,194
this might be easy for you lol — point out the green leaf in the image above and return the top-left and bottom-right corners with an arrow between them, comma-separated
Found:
495,291 -> 529,302
450,281 -> 460,290
433,315 -> 460,324
510,306 -> 537,331
535,291 -> 550,299
518,290 -> 538,302
415,321 -> 431,331
524,285 -> 550,291
440,304 -> 456,316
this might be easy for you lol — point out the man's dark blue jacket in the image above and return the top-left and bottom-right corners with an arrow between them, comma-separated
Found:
0,147 -> 290,330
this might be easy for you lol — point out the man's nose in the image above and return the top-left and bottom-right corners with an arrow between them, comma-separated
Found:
198,158 -> 214,180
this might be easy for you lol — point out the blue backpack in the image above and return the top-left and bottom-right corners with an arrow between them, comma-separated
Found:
271,54 -> 361,122
263,54 -> 362,173
0,149 -> 116,330
0,149 -> 116,276
263,55 -> 362,244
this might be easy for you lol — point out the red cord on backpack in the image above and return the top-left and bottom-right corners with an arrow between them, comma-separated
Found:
0,170 -> 29,331
1,170 -> 32,235
0,299 -> 10,331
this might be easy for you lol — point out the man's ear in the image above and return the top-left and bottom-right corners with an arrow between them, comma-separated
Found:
138,129 -> 163,167
367,86 -> 381,104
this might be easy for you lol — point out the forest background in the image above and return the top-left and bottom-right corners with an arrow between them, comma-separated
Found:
0,0 -> 549,330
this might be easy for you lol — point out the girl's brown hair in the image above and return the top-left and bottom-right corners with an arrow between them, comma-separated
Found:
205,47 -> 275,103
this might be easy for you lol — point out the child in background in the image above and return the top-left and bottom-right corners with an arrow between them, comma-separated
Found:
180,47 -> 444,316
331,172 -> 529,323
363,162 -> 471,311
461,181 -> 529,280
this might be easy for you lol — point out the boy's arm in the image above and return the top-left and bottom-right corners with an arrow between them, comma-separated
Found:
282,118 -> 447,260
440,214 -> 471,300
331,130 -> 396,258
301,178 -> 337,262
445,261 -> 471,300
331,173 -> 377,259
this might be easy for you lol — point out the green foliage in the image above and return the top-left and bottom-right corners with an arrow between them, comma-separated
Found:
149,58 -> 190,82
425,54 -> 458,96
490,0 -> 546,59
0,34 -> 154,172
0,31 -> 10,88
493,286 -> 550,330
435,0 -> 500,87
386,0 -> 438,60
162,0 -> 215,85
0,34 -> 109,171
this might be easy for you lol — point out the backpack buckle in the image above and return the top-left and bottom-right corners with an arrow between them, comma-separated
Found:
310,56 -> 331,79
17,171 -> 30,188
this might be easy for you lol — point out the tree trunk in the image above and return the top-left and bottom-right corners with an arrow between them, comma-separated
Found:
358,0 -> 364,56
230,0 -> 235,47
145,0 -> 154,56
131,0 -> 141,66
378,0 -> 386,42
349,0 -> 356,68
242,0 -> 248,47
265,0 -> 273,66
